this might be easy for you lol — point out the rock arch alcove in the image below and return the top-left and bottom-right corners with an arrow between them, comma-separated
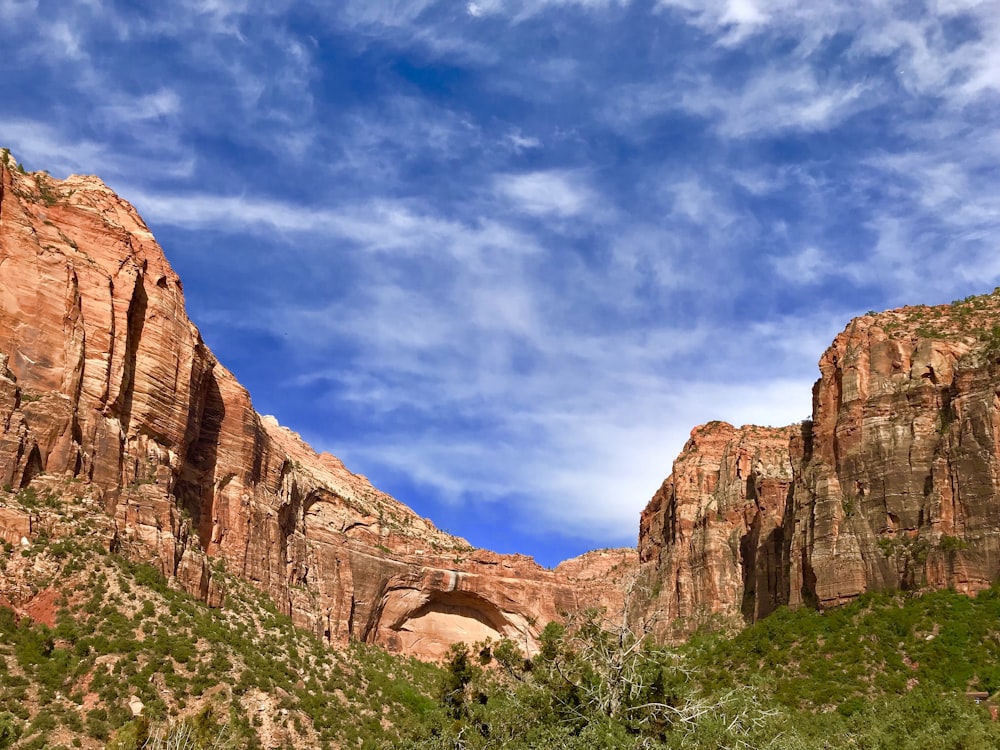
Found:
374,587 -> 531,661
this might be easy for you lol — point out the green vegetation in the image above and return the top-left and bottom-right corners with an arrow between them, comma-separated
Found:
0,155 -> 72,209
868,288 -> 1000,356
33,172 -> 59,206
687,588 -> 1000,703
401,589 -> 1000,749
0,529 -> 444,750
4,494 -> 1000,748
0,148 -> 20,172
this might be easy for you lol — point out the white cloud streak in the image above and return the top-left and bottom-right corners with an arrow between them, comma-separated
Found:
495,170 -> 596,217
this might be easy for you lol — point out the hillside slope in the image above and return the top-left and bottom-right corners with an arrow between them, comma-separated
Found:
5,515 -> 1000,749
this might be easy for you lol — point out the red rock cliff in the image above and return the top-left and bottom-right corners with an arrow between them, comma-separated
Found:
636,422 -> 797,639
0,155 -> 634,660
638,296 -> 1000,635
789,303 -> 1000,608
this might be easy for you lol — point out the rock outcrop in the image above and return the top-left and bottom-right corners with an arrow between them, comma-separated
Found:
788,304 -> 1000,608
0,154 -> 634,660
636,422 -> 797,639
638,297 -> 1000,637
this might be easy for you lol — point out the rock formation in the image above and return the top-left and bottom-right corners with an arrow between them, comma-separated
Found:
636,422 -> 797,638
7,149 -> 1000,655
638,297 -> 1000,637
0,153 -> 634,660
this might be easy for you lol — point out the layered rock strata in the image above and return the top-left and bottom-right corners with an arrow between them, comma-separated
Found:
0,156 -> 634,660
636,422 -> 797,639
638,296 -> 1000,636
8,151 -> 1000,653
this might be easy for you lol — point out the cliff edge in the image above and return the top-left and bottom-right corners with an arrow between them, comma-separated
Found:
0,153 -> 635,660
637,295 -> 1000,638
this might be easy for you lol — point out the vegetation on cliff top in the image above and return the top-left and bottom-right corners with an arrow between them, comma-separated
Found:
871,286 -> 1000,353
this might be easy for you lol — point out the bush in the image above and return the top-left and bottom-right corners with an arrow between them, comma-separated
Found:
0,712 -> 22,749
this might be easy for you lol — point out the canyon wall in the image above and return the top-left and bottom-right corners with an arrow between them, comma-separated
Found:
636,422 -> 798,638
0,157 -> 635,660
6,152 -> 1000,653
638,299 -> 1000,637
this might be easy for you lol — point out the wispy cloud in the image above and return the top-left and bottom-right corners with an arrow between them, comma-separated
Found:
129,190 -> 540,264
503,130 -> 542,151
772,246 -> 836,286
495,170 -> 596,217
4,0 -> 1000,562
0,119 -> 196,180
682,69 -> 870,138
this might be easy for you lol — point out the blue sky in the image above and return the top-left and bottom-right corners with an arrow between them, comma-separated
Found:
3,0 -> 1000,566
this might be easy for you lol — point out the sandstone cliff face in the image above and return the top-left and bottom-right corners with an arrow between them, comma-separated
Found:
13,151 -> 999,654
639,296 -> 1000,635
0,156 -> 634,660
789,304 -> 1000,609
636,422 -> 797,638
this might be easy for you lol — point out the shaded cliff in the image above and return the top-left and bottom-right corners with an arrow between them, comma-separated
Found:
0,153 -> 635,660
638,294 -> 1000,637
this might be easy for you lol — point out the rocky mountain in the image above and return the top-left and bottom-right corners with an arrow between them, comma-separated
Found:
636,422 -> 798,637
637,296 -> 1000,638
5,149 -> 1000,661
0,152 -> 635,661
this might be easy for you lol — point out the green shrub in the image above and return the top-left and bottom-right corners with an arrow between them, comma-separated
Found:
0,712 -> 22,749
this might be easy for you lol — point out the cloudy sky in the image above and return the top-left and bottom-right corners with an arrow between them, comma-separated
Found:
3,0 -> 1000,566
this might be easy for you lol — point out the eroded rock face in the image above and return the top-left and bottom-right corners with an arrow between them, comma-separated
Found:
638,298 -> 1000,636
636,422 -> 797,639
789,307 -> 1000,608
16,153 -> 999,653
0,158 -> 634,659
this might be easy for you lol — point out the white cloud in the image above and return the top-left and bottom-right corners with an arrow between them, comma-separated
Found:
721,0 -> 765,25
48,21 -> 86,59
129,190 -> 543,268
460,0 -> 626,21
323,373 -> 816,543
495,170 -> 596,217
144,171 -> 828,545
334,96 -> 482,179
0,119 -> 195,180
667,178 -> 719,223
96,89 -> 182,125
772,246 -> 834,285
681,67 -> 870,138
241,224 -> 828,545
0,0 -> 39,20
504,130 -> 542,151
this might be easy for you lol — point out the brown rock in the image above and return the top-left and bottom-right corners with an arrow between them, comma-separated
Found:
636,422 -> 796,639
0,158 -> 628,660
789,305 -> 1000,607
638,296 -> 1000,634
